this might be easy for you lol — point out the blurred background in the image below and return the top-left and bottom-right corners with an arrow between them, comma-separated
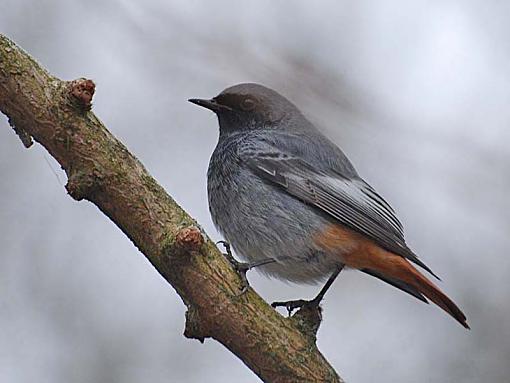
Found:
1,1 -> 509,382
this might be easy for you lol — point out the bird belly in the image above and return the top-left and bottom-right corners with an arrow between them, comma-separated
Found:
208,170 -> 346,284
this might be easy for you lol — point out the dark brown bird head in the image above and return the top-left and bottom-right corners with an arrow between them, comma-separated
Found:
189,83 -> 301,135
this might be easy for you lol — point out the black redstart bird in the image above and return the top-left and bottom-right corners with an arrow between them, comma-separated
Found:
189,83 -> 469,329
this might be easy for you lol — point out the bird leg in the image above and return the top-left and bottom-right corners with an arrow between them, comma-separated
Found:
217,241 -> 276,294
272,264 -> 345,316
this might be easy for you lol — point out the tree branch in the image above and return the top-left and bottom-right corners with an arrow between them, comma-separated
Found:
0,34 -> 342,383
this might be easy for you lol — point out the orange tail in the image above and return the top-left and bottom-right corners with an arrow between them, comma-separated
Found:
345,245 -> 469,329
360,247 -> 469,329
315,224 -> 469,328
405,262 -> 469,329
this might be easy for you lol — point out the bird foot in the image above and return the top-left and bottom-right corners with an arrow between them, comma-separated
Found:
272,298 -> 324,339
217,241 -> 277,295
217,240 -> 251,294
271,298 -> 320,317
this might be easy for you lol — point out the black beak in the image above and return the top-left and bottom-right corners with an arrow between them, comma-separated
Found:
188,98 -> 231,113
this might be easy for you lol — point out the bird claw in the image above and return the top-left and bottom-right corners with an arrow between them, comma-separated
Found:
217,240 -> 251,294
235,264 -> 251,296
271,299 -> 319,316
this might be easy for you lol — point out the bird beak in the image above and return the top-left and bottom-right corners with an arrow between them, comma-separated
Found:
188,98 -> 232,113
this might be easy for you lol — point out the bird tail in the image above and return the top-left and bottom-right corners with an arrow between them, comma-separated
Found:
361,246 -> 469,329
406,263 -> 469,329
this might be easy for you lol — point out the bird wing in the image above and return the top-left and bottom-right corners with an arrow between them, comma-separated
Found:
240,143 -> 437,277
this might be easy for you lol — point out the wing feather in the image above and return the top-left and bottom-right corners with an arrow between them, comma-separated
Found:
242,150 -> 438,278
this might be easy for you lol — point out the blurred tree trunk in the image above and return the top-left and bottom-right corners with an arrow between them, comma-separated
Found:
0,34 -> 343,383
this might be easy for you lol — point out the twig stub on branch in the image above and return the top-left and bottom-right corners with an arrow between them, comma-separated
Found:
176,226 -> 205,251
69,78 -> 95,111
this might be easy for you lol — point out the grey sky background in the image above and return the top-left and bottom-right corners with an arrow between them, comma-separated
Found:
1,1 -> 509,382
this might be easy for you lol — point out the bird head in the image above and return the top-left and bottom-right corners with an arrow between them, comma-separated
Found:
189,83 -> 300,135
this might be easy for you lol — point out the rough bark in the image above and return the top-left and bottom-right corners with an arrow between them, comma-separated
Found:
0,34 -> 343,383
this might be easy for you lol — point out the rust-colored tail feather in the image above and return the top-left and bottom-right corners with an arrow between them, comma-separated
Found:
315,224 -> 469,328
366,249 -> 470,329
405,263 -> 469,329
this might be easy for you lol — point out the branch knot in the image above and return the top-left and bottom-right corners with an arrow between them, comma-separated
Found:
175,226 -> 204,251
65,170 -> 102,201
10,117 -> 33,148
69,78 -> 95,111
292,304 -> 323,344
184,306 -> 209,343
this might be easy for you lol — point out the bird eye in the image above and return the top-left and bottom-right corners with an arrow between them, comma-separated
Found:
240,97 -> 256,111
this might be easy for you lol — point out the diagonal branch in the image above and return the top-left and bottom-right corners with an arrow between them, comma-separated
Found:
0,34 -> 343,383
